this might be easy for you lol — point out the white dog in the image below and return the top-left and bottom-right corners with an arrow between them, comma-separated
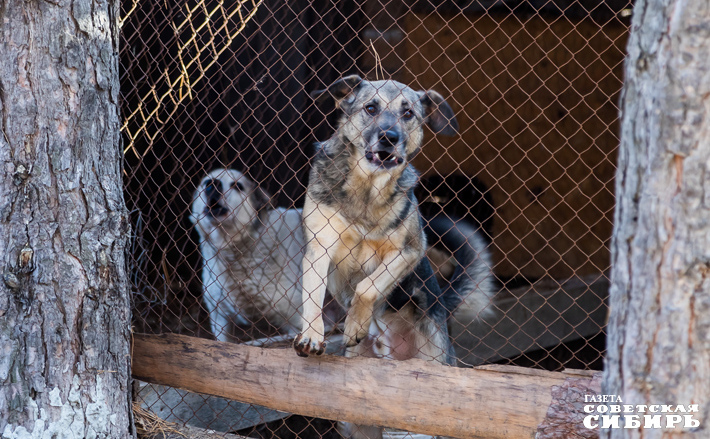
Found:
190,168 -> 305,342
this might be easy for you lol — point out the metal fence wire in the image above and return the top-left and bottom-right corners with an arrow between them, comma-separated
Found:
121,0 -> 631,436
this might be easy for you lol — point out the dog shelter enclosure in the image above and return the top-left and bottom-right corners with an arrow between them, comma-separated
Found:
122,0 -> 631,437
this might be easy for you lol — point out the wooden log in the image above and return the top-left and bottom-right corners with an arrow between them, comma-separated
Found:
132,333 -> 598,439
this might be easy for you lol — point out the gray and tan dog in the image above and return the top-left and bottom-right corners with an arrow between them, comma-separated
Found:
294,75 -> 494,365
190,168 -> 305,341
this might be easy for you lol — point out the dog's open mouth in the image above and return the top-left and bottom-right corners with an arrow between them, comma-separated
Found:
205,202 -> 229,219
365,150 -> 404,169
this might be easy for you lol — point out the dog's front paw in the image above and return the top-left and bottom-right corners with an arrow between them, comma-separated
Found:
293,332 -> 326,357
343,315 -> 370,348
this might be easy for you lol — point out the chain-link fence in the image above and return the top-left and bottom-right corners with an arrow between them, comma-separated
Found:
121,0 -> 630,437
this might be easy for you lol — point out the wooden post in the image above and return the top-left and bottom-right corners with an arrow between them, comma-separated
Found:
0,0 -> 131,433
132,333 -> 599,439
605,1 -> 710,438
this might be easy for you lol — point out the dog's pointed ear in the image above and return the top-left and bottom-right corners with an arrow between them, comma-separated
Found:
419,90 -> 459,136
310,75 -> 363,107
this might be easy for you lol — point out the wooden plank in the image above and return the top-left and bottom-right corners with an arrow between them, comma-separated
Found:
132,333 -> 596,439
452,273 -> 609,366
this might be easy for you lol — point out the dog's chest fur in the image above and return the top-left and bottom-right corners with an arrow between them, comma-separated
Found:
332,224 -> 404,284
204,235 -> 281,312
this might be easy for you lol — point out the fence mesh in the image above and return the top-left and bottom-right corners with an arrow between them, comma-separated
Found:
121,0 -> 631,436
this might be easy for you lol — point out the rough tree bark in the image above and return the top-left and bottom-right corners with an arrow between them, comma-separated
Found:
0,0 -> 132,437
604,0 -> 710,437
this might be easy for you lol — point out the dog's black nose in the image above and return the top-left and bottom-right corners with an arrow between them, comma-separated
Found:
379,130 -> 399,146
205,179 -> 223,202
204,179 -> 230,217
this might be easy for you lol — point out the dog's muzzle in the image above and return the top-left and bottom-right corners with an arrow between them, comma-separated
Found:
365,130 -> 405,169
204,179 -> 229,218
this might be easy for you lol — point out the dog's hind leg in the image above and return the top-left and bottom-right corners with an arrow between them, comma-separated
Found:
413,316 -> 454,365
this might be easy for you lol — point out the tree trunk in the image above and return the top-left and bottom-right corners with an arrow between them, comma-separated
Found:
604,0 -> 710,437
0,0 -> 132,437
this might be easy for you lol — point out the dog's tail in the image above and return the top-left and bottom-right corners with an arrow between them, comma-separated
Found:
424,214 -> 496,321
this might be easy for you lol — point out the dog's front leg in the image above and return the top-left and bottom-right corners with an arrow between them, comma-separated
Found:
345,249 -> 420,347
294,238 -> 332,357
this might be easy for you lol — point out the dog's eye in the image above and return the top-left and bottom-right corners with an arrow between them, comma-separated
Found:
402,109 -> 414,120
231,181 -> 245,192
364,104 -> 378,115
